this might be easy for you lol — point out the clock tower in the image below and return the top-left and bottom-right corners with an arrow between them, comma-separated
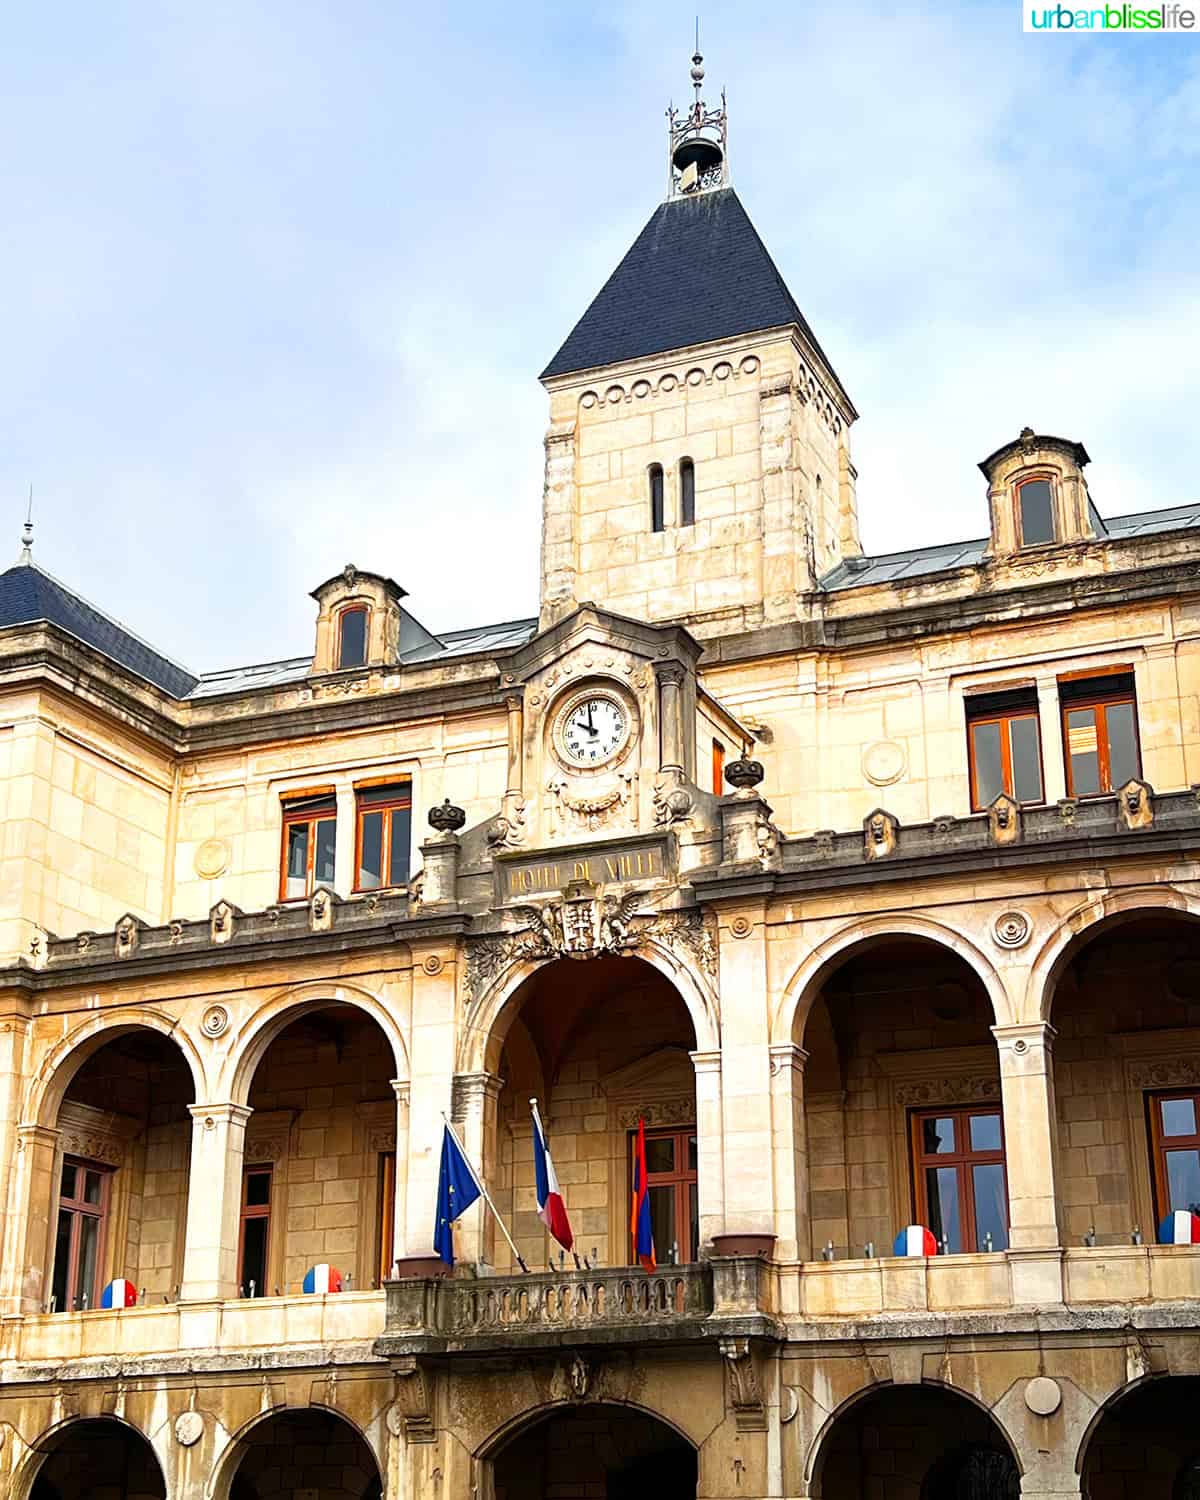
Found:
538,49 -> 862,639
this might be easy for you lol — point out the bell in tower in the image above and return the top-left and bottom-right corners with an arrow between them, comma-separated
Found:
668,47 -> 728,197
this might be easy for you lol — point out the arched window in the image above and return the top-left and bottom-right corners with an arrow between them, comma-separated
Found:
679,457 -> 696,526
1016,477 -> 1056,547
337,605 -> 369,668
649,464 -> 665,533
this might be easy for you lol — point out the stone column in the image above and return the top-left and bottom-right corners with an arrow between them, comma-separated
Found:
334,783 -> 356,896
691,1050 -> 725,1252
504,695 -> 524,801
179,1102 -> 252,1302
655,664 -> 685,776
1036,676 -> 1067,804
400,943 -> 459,1272
994,1022 -> 1064,1305
769,1043 -> 810,1262
714,905 -> 778,1248
0,1012 -> 31,1312
418,832 -> 460,908
451,1071 -> 504,1268
0,1122 -> 60,1314
386,1079 -> 410,1278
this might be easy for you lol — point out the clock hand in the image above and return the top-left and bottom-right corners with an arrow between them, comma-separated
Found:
584,703 -> 597,735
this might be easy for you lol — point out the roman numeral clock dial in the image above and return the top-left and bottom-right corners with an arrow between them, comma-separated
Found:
558,693 -> 629,767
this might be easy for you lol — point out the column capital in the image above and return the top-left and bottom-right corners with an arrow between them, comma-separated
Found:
187,1102 -> 253,1129
451,1071 -> 504,1121
391,1078 -> 411,1106
992,1021 -> 1057,1052
689,1049 -> 722,1075
768,1043 -> 809,1076
16,1121 -> 60,1149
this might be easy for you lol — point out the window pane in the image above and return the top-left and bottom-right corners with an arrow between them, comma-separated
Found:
338,609 -> 367,668
1162,1098 -> 1197,1138
285,822 -> 309,899
245,1172 -> 271,1208
76,1215 -> 100,1307
926,1166 -> 962,1253
688,1183 -> 699,1262
358,810 -> 383,889
922,1117 -> 956,1155
687,1133 -> 697,1172
1066,708 -> 1101,796
1019,480 -> 1055,545
52,1210 -> 72,1311
83,1171 -> 103,1206
314,817 -> 336,887
647,1185 -> 675,1263
970,722 -> 1004,807
1009,715 -> 1044,803
969,1114 -> 1002,1152
972,1163 -> 1009,1252
1166,1150 -> 1200,1215
650,467 -> 664,533
241,1216 -> 269,1295
1104,701 -> 1139,788
388,805 -> 412,886
645,1137 -> 675,1174
61,1162 -> 77,1201
680,459 -> 695,526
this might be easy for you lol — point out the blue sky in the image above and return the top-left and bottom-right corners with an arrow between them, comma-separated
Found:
2,3 -> 1198,673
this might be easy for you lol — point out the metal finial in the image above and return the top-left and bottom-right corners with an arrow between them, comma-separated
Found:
17,484 -> 33,565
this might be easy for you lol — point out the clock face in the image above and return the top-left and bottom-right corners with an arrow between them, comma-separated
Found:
558,693 -> 629,767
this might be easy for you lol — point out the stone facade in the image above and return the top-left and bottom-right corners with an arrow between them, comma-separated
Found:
2,69 -> 1200,1500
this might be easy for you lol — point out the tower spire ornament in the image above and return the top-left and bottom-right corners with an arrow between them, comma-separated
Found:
667,32 -> 728,199
17,485 -> 33,566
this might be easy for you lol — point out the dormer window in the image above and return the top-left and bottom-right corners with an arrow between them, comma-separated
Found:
1016,478 -> 1056,547
337,606 -> 368,669
649,464 -> 665,533
680,458 -> 696,526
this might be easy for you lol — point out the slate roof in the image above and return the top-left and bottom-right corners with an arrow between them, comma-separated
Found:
0,560 -> 198,697
541,188 -> 841,386
818,502 -> 1200,592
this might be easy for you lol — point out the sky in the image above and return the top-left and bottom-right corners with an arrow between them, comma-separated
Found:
2,2 -> 1198,674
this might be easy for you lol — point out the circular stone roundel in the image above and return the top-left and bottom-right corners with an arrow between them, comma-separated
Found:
194,838 -> 229,880
1024,1376 -> 1062,1416
993,911 -> 1032,950
862,740 -> 906,788
174,1411 -> 204,1447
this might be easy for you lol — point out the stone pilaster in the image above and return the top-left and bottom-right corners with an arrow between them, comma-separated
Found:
769,1043 -> 810,1262
994,1021 -> 1065,1305
451,1071 -> 504,1267
0,1121 -> 60,1314
691,1049 -> 725,1252
180,1102 -> 253,1302
402,944 -> 459,1262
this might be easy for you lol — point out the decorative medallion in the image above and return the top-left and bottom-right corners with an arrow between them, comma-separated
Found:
729,915 -> 753,939
194,838 -> 229,880
992,910 -> 1031,949
422,955 -> 445,976
200,1005 -> 230,1039
1024,1377 -> 1062,1416
862,740 -> 906,788
174,1411 -> 204,1447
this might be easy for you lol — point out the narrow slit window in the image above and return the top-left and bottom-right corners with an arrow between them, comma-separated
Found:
1016,478 -> 1056,547
337,606 -> 369,669
679,457 -> 695,526
649,464 -> 665,533
355,782 -> 412,890
239,1166 -> 272,1297
711,739 -> 725,796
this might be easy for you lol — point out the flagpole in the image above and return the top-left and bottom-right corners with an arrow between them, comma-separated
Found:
530,1098 -> 581,1269
441,1113 -> 529,1274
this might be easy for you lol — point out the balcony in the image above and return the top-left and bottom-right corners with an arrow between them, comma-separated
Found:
375,1255 -> 778,1359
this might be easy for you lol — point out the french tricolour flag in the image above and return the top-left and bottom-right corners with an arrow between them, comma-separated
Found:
100,1278 -> 137,1309
1158,1211 -> 1200,1245
530,1099 -> 573,1252
302,1263 -> 343,1294
894,1225 -> 939,1258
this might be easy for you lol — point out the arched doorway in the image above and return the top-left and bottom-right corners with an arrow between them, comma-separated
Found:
815,1385 -> 1019,1498
48,1029 -> 196,1312
491,1403 -> 696,1500
483,955 -> 699,1273
28,1418 -> 165,1500
797,936 -> 1004,1260
226,1409 -> 382,1500
1080,1376 -> 1200,1499
241,1004 -> 398,1296
1046,911 -> 1200,1248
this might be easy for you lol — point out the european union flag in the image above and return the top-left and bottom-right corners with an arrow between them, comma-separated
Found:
434,1123 -> 482,1266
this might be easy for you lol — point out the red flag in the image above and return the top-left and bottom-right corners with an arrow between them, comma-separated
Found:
630,1117 -> 656,1270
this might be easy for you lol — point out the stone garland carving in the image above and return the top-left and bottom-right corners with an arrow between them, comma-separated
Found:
546,773 -> 637,836
719,1337 -> 767,1432
893,1076 -> 1001,1107
58,1130 -> 126,1167
244,1136 -> 287,1164
1128,1059 -> 1200,1090
652,772 -> 694,828
367,1125 -> 398,1153
615,1097 -> 694,1130
392,1357 -> 435,1444
465,902 -> 718,1003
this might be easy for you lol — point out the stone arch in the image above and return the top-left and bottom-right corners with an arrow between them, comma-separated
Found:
1074,1372 -> 1200,1497
805,1379 -> 1022,1496
24,1007 -> 207,1127
477,1396 -> 699,1459
1026,885 -> 1200,1022
14,1414 -> 168,1500
206,1404 -> 385,1500
775,914 -> 1013,1048
223,979 -> 409,1106
459,938 -> 718,1077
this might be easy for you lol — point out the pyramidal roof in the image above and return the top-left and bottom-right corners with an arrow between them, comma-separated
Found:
541,187 -> 841,386
0,558 -> 197,698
